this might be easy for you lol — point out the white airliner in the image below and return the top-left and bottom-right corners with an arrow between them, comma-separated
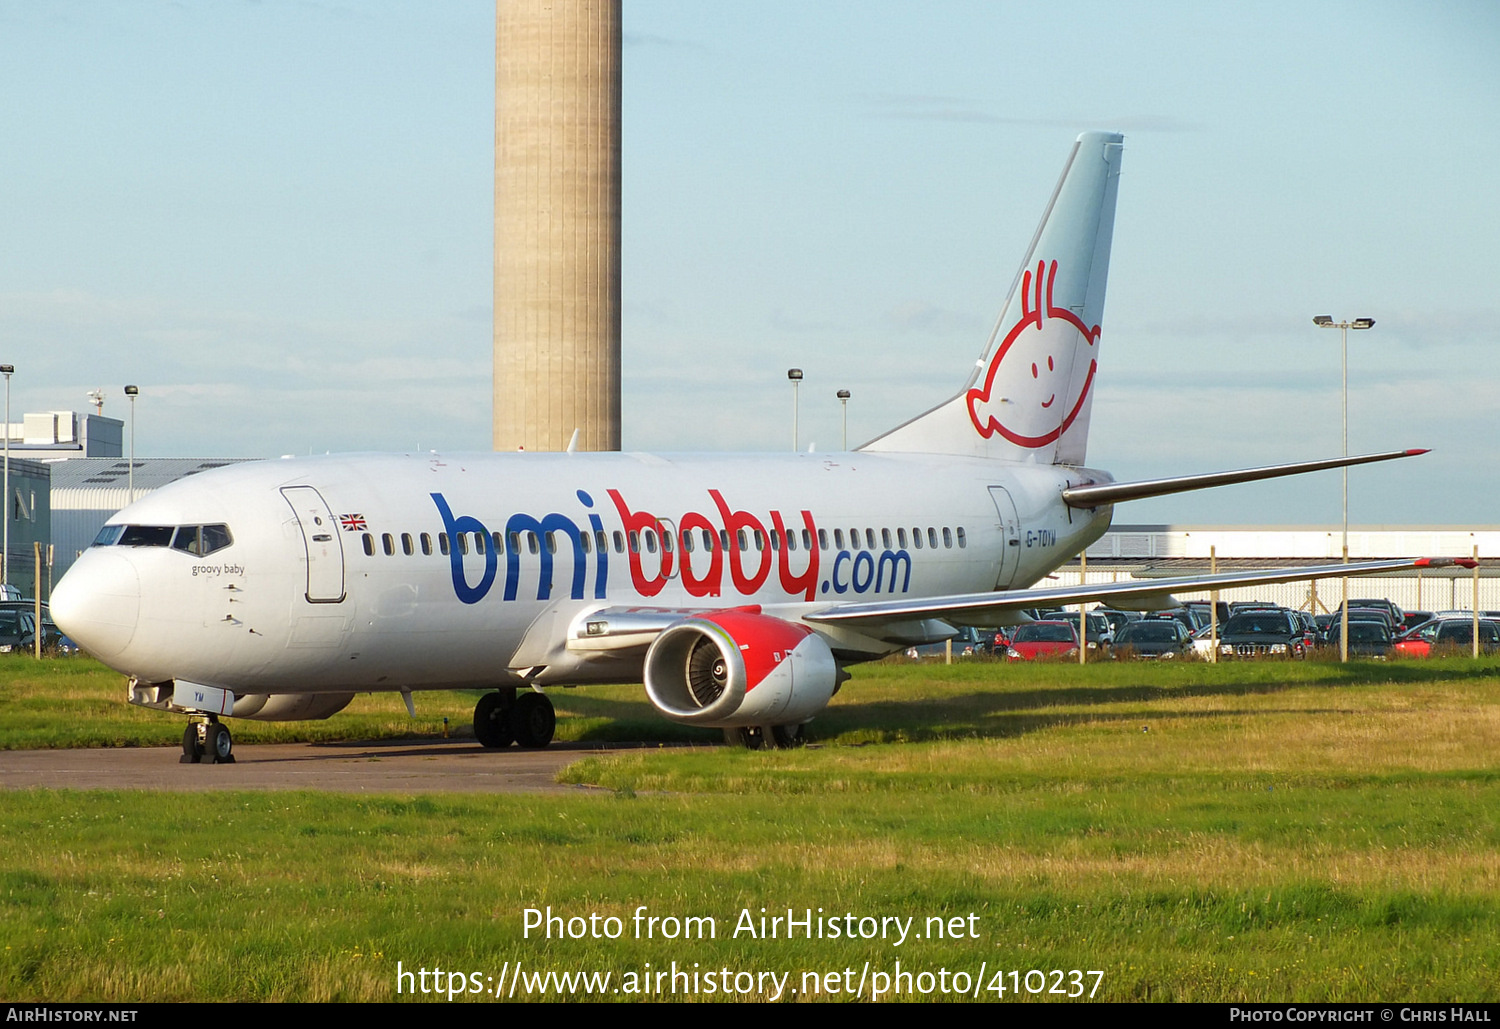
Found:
51,132 -> 1465,764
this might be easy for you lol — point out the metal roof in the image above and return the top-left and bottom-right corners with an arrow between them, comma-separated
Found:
46,457 -> 250,492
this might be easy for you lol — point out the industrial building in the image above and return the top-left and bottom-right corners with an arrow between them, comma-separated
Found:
1070,525 -> 1500,613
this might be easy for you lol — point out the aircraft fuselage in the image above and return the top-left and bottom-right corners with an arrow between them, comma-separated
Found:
57,450 -> 1112,695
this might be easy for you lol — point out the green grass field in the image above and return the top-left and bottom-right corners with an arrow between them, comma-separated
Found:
2,653 -> 1498,1002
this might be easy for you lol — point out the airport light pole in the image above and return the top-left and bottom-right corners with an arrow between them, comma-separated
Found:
125,385 -> 139,504
787,369 -> 803,452
1,364 -> 11,591
1313,315 -> 1375,662
837,389 -> 851,450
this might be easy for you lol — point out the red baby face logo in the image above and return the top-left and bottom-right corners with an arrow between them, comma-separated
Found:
966,259 -> 1100,447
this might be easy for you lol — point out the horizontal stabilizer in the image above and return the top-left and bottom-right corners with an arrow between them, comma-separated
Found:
807,556 -> 1476,632
1061,449 -> 1428,509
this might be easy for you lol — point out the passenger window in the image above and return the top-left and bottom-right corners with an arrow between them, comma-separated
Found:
786,531 -> 797,552
702,529 -> 714,551
834,529 -> 845,549
661,530 -> 673,553
882,528 -> 892,550
457,534 -> 469,556
644,530 -> 657,554
754,530 -> 765,551
629,531 -> 639,554
720,530 -> 731,552
818,529 -> 828,550
737,529 -> 748,552
508,531 -> 521,554
420,533 -> 432,556
801,529 -> 812,551
580,532 -> 591,554
956,527 -> 967,548
928,527 -> 938,549
545,532 -> 557,555
527,532 -> 539,555
595,530 -> 608,553
473,532 -> 486,555
681,530 -> 694,553
382,533 -> 394,556
492,531 -> 505,554
439,533 -> 450,556
613,531 -> 625,554
943,527 -> 953,548
898,528 -> 908,548
865,529 -> 876,550
912,528 -> 922,549
402,533 -> 414,556
362,534 -> 374,557
770,531 -> 781,552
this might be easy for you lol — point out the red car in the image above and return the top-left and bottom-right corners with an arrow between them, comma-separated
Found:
1005,621 -> 1080,661
1393,617 -> 1500,657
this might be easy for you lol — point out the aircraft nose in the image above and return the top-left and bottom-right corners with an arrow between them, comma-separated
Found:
50,552 -> 141,662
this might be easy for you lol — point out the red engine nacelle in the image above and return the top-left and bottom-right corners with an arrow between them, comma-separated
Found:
643,611 -> 839,728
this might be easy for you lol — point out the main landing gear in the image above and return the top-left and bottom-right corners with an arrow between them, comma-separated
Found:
181,716 -> 234,764
473,687 -> 556,750
723,724 -> 804,750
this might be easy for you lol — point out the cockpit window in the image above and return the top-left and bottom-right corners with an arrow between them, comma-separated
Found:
170,524 -> 234,556
93,523 -> 233,555
118,526 -> 175,548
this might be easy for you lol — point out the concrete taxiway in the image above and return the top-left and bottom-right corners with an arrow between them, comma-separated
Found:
0,738 -> 656,793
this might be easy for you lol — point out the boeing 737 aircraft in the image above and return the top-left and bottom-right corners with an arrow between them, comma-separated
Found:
51,132 -> 1465,763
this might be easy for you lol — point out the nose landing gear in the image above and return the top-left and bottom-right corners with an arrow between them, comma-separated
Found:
181,716 -> 235,764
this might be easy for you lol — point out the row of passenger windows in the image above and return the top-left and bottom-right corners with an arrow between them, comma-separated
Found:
92,523 -> 235,557
361,524 -> 968,558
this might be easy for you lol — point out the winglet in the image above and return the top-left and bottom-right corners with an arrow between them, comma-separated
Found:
1415,557 -> 1478,569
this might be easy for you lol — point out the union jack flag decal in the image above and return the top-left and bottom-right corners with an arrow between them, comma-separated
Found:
339,514 -> 367,532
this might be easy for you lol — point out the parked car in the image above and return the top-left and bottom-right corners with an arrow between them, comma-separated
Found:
0,602 -> 77,655
906,626 -> 995,659
1399,611 -> 1434,633
1340,598 -> 1404,627
1143,607 -> 1207,633
1095,609 -> 1139,637
1005,621 -> 1080,661
1112,619 -> 1192,659
1324,619 -> 1395,658
1394,617 -> 1500,657
1216,608 -> 1309,659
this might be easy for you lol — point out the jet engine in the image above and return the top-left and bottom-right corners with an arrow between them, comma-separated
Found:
643,611 -> 839,728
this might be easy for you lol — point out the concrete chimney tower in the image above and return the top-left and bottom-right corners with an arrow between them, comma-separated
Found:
494,0 -> 622,452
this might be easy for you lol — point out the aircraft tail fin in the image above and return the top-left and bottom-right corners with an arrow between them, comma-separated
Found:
862,131 -> 1123,464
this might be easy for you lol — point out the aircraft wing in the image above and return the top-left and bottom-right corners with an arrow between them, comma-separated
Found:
804,557 -> 1476,631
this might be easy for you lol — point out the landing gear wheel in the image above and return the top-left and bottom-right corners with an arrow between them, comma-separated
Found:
180,724 -> 202,764
766,724 -> 803,749
203,722 -> 234,764
512,692 -> 555,749
473,692 -> 515,749
722,727 -> 762,749
722,725 -> 804,750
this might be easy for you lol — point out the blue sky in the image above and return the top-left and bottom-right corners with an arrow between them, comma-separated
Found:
3,0 -> 1497,523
